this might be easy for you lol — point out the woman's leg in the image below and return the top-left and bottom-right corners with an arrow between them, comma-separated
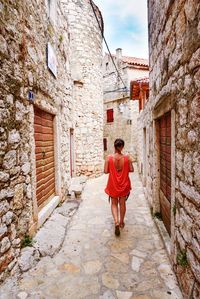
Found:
111,197 -> 119,225
119,197 -> 126,227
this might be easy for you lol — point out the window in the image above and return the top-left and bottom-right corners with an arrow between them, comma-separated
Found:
106,62 -> 109,71
107,109 -> 114,123
103,138 -> 107,151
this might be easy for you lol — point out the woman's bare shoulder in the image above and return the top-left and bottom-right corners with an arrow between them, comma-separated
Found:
126,154 -> 134,162
105,154 -> 112,161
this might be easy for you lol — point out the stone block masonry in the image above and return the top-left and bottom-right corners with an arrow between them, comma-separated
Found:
0,0 -> 73,282
136,0 -> 200,297
61,0 -> 104,178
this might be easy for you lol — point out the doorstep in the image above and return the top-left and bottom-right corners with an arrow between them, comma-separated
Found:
37,195 -> 60,229
154,217 -> 171,259
142,185 -> 172,261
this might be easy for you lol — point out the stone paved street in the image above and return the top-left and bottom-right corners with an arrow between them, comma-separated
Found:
0,166 -> 183,299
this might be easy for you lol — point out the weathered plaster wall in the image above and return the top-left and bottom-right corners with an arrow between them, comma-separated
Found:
127,68 -> 148,82
103,52 -> 148,159
137,0 -> 200,297
62,0 -> 104,177
104,98 -> 136,157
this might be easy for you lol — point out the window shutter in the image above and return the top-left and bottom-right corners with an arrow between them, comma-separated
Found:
107,109 -> 114,123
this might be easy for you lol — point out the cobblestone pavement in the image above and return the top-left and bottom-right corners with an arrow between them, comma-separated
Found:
0,167 -> 183,299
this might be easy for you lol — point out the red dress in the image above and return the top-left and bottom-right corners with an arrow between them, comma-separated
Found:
105,155 -> 131,198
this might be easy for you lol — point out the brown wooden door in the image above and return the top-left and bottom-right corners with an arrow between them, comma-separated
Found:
34,107 -> 55,207
159,112 -> 171,235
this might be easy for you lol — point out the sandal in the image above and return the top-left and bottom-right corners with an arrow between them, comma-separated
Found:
115,224 -> 120,236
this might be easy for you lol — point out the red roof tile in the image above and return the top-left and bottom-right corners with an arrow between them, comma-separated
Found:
122,56 -> 149,66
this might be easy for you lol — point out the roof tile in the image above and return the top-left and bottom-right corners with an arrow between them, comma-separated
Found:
122,56 -> 149,66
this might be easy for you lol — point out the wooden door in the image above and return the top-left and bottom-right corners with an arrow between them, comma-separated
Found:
159,112 -> 171,235
34,107 -> 55,207
103,138 -> 107,151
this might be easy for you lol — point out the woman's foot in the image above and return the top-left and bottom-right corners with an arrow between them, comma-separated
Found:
115,224 -> 120,236
119,222 -> 125,228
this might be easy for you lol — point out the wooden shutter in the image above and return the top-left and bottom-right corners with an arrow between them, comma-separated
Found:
34,107 -> 55,207
159,112 -> 171,235
107,109 -> 114,123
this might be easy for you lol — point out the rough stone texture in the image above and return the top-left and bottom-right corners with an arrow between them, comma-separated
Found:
0,0 -> 103,283
0,167 -> 182,298
0,0 -> 72,282
18,247 -> 40,272
0,198 -> 79,289
68,176 -> 87,198
136,1 -> 200,297
61,0 -> 104,178
34,213 -> 68,257
103,50 -> 149,160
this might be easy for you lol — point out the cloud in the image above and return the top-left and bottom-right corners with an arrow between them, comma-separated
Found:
94,0 -> 148,58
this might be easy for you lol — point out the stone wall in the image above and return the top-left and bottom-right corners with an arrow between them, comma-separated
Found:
0,0 -> 74,281
137,0 -> 200,297
61,0 -> 104,177
104,98 -> 137,157
136,101 -> 154,207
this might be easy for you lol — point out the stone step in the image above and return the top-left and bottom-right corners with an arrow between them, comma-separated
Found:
68,176 -> 87,198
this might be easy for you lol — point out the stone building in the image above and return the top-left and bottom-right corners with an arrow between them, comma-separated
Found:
103,49 -> 149,159
134,0 -> 200,297
62,0 -> 104,177
0,0 -> 103,281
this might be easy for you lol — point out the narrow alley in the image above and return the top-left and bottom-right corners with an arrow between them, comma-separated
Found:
0,166 -> 182,299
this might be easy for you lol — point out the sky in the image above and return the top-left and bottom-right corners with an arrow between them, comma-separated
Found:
94,0 -> 149,59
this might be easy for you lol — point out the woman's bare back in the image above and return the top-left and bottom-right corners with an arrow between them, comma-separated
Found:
112,153 -> 125,172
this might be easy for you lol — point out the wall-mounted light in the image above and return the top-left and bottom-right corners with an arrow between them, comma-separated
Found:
118,102 -> 131,120
118,103 -> 125,113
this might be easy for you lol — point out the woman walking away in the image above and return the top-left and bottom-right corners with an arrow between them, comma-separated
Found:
104,138 -> 134,236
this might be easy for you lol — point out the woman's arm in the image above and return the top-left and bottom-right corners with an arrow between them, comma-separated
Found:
128,155 -> 134,172
104,156 -> 109,174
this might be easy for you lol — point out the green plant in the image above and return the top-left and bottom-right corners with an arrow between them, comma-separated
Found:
59,35 -> 63,43
177,250 -> 188,268
173,204 -> 176,216
153,212 -> 162,221
47,24 -> 54,37
21,235 -> 34,248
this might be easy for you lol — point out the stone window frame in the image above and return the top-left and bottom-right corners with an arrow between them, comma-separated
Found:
29,99 -> 61,233
152,97 -> 176,254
